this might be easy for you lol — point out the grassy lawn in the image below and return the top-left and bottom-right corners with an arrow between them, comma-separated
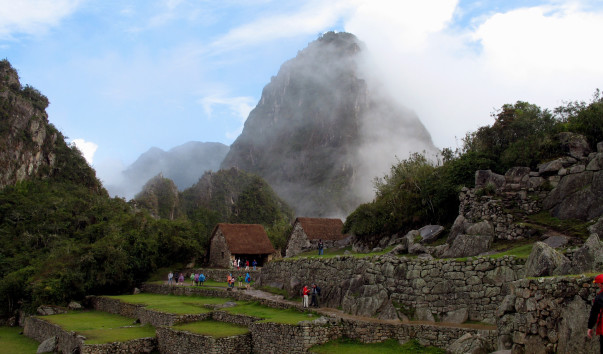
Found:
0,326 -> 40,353
224,301 -> 315,325
107,293 -> 229,314
310,338 -> 445,353
173,320 -> 249,337
42,311 -> 155,344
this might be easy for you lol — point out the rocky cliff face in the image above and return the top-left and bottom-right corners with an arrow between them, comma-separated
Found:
134,174 -> 181,220
221,32 -> 436,217
0,61 -> 57,189
0,60 -> 102,192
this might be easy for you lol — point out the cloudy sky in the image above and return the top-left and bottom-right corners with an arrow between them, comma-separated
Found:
2,0 -> 602,191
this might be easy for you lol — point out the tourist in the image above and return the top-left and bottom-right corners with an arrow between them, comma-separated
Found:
168,271 -> 173,285
587,274 -> 603,354
310,284 -> 321,307
227,274 -> 232,290
318,239 -> 324,255
237,258 -> 241,270
178,273 -> 184,285
190,273 -> 195,286
245,273 -> 251,290
194,273 -> 199,286
302,285 -> 310,308
237,274 -> 243,288
199,273 -> 206,286
245,259 -> 249,270
230,275 -> 236,288
252,259 -> 257,271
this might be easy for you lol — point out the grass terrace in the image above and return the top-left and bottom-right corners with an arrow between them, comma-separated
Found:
107,293 -> 230,314
287,246 -> 395,260
173,320 -> 249,337
223,301 -> 314,325
42,311 -> 155,344
0,326 -> 40,353
309,338 -> 445,353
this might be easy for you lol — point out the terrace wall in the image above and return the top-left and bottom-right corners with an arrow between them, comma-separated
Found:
24,316 -> 83,354
156,327 -> 251,354
258,255 -> 525,323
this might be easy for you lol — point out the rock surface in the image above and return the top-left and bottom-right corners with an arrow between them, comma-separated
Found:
524,242 -> 569,277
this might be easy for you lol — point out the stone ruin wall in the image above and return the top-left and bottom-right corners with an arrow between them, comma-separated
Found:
462,140 -> 603,241
156,327 -> 251,354
257,255 -> 525,323
497,275 -> 600,354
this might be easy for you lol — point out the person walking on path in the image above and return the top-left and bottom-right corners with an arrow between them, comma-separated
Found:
190,273 -> 195,286
199,273 -> 205,286
245,273 -> 251,290
588,274 -> 603,354
318,239 -> 324,255
302,285 -> 310,308
245,260 -> 249,270
252,259 -> 257,271
168,271 -> 173,285
178,273 -> 184,285
237,274 -> 243,288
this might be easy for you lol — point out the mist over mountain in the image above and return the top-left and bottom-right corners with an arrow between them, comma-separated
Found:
221,32 -> 437,217
106,141 -> 229,199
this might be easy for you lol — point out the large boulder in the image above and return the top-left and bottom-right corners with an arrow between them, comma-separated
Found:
442,234 -> 493,258
442,308 -> 468,324
37,336 -> 57,353
556,295 -> 600,353
447,215 -> 468,245
524,242 -> 570,277
538,157 -> 576,175
418,225 -> 444,243
466,221 -> 494,236
566,234 -> 603,274
588,216 -> 603,237
415,307 -> 435,322
558,132 -> 591,159
447,332 -> 492,354
543,170 -> 603,220
475,170 -> 505,189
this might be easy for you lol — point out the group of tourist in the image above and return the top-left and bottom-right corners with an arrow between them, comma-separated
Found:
232,258 -> 258,271
301,284 -> 321,308
167,271 -> 205,286
226,273 -> 252,290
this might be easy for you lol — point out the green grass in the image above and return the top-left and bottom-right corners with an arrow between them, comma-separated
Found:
257,285 -> 290,299
524,211 -> 592,239
489,243 -> 534,259
309,338 -> 445,353
173,320 -> 249,337
287,246 -> 395,260
107,293 -> 229,314
0,326 -> 40,353
224,301 -> 315,325
42,311 -> 155,344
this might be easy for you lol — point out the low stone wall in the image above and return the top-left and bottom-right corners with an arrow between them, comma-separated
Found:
90,296 -> 211,326
81,338 -> 157,354
258,255 -> 524,323
212,311 -> 260,326
250,322 -> 340,354
496,275 -> 600,353
156,326 -> 251,354
141,283 -> 298,311
341,319 -> 496,349
195,268 -> 261,282
24,316 -> 83,353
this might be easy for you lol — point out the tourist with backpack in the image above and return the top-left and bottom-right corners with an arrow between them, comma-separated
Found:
199,273 -> 206,286
310,284 -> 321,307
245,273 -> 251,290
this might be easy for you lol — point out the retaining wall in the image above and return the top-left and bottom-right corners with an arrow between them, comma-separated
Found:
24,316 -> 83,353
258,255 -> 525,322
156,327 -> 251,354
497,275 -> 600,353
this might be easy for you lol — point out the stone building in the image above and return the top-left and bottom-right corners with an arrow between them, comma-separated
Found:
208,223 -> 276,268
285,217 -> 349,257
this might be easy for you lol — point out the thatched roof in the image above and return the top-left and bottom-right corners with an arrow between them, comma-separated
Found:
295,217 -> 347,241
213,223 -> 275,254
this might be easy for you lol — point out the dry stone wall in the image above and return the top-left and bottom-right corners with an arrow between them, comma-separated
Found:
157,327 -> 251,354
257,255 -> 525,323
24,316 -> 83,353
496,275 -> 600,353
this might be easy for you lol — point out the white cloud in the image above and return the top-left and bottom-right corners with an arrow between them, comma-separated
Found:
343,0 -> 603,149
0,0 -> 82,39
71,138 -> 98,164
199,94 -> 255,139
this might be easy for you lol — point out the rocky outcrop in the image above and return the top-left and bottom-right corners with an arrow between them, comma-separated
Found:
524,242 -> 569,277
441,234 -> 493,258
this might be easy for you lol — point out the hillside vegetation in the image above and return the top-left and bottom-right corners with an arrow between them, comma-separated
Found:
344,93 -> 603,241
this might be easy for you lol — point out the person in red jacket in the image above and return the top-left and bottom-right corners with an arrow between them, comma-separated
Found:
302,285 -> 310,308
588,274 -> 603,354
